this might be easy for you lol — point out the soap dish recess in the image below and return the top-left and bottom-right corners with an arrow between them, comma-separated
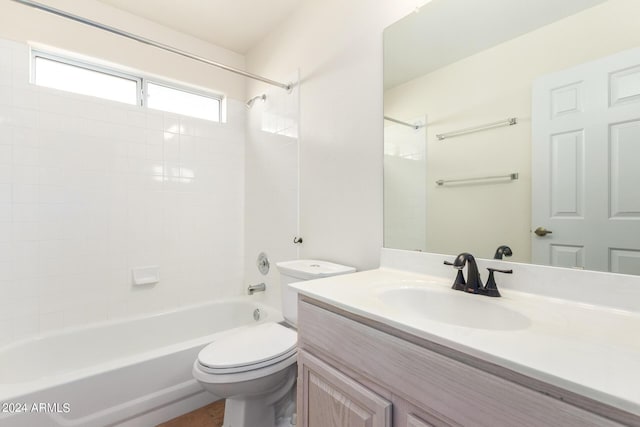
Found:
132,266 -> 160,286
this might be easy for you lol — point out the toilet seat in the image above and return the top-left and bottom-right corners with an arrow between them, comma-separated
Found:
198,346 -> 297,375
196,322 -> 297,378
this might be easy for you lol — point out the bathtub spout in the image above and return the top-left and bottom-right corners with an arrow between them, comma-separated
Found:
248,283 -> 266,295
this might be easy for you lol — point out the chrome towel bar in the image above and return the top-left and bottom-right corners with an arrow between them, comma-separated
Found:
436,173 -> 519,186
436,118 -> 517,140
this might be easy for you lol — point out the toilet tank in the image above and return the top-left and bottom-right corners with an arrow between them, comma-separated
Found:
276,260 -> 356,326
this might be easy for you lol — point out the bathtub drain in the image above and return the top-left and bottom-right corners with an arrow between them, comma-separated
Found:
253,309 -> 261,321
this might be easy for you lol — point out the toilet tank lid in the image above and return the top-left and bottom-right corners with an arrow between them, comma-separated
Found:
276,259 -> 356,280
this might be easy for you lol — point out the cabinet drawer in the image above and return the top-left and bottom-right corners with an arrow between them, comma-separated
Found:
407,414 -> 434,427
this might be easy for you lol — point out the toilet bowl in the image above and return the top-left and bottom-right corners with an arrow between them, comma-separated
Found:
193,322 -> 297,427
193,259 -> 356,427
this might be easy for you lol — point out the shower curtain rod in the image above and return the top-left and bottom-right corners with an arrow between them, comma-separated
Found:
11,0 -> 293,91
384,116 -> 424,130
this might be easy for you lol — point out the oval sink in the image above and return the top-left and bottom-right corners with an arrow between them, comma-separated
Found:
377,286 -> 531,331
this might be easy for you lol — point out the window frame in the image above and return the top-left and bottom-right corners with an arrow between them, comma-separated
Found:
31,49 -> 223,122
32,50 -> 143,106
144,80 -> 223,122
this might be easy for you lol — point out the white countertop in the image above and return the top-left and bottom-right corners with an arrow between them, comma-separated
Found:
291,267 -> 640,417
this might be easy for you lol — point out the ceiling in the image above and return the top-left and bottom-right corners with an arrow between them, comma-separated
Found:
384,0 -> 607,89
96,0 -> 301,54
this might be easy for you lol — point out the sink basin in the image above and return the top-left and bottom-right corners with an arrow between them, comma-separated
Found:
377,285 -> 531,331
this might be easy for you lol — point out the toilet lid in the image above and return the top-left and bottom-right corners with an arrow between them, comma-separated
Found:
197,322 -> 297,373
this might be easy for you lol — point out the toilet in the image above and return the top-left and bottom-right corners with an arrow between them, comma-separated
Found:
192,259 -> 356,427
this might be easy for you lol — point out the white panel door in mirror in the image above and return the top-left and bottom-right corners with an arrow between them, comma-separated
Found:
610,120 -> 640,218
533,47 -> 640,273
551,245 -> 584,269
610,249 -> 640,276
610,65 -> 640,106
551,82 -> 583,118
551,130 -> 584,218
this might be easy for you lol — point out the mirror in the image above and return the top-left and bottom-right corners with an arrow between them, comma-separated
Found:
384,0 -> 640,275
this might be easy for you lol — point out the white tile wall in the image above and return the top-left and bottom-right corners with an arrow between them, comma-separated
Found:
244,78 -> 300,310
0,39 -> 246,345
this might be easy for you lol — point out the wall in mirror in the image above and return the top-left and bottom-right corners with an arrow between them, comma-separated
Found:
383,0 -> 640,274
384,116 -> 427,251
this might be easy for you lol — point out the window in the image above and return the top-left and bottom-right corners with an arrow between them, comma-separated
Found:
31,51 -> 222,122
33,54 -> 139,105
146,82 -> 220,122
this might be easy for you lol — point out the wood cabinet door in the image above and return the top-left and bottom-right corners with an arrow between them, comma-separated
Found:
298,350 -> 391,427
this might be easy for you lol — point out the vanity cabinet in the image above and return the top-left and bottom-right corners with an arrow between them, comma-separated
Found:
296,297 -> 629,427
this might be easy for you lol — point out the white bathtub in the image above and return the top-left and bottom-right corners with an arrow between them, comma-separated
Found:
0,298 -> 282,427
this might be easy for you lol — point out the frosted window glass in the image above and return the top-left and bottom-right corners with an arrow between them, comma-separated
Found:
147,82 -> 220,122
34,57 -> 138,105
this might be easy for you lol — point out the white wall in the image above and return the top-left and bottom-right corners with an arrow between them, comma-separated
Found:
384,0 -> 640,262
246,0 -> 429,271
0,36 -> 245,344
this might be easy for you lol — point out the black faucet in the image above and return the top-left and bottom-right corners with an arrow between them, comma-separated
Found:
444,252 -> 483,294
494,245 -> 513,260
444,253 -> 512,297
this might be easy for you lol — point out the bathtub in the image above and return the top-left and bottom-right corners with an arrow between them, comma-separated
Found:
0,298 -> 282,427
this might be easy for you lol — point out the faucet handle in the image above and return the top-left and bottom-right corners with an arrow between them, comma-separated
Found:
444,260 -> 466,290
488,267 -> 513,274
483,268 -> 512,297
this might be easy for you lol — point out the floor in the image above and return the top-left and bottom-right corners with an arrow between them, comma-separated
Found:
157,400 -> 225,427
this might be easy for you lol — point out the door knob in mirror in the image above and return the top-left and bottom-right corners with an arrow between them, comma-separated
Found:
534,227 -> 553,237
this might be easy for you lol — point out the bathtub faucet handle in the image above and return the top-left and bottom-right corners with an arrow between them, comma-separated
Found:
248,283 -> 266,295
